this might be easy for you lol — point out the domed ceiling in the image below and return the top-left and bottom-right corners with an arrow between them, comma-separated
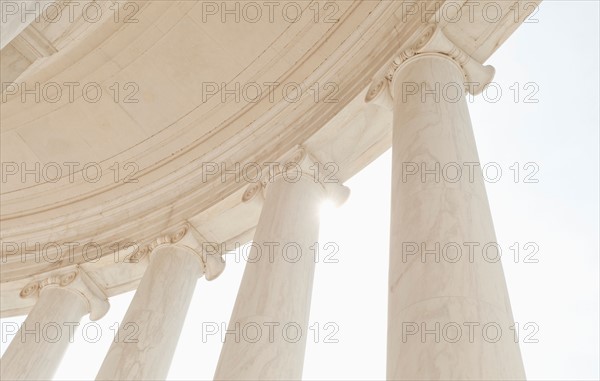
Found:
1,0 -> 538,316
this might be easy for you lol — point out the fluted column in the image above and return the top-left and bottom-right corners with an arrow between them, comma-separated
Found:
368,25 -> 526,380
96,224 -> 224,381
214,147 -> 349,380
1,267 -> 109,381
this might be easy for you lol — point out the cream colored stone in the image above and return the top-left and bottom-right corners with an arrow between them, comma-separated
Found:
384,28 -> 525,380
95,225 -> 224,381
0,267 -> 108,380
0,1 -> 540,378
1,3 -> 540,306
214,148 -> 348,380
1,0 -> 51,49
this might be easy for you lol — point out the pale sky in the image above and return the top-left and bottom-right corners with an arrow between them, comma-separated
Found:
1,1 -> 599,380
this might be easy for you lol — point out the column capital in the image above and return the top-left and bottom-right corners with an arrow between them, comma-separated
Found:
129,223 -> 225,281
19,266 -> 109,320
241,145 -> 350,207
366,24 -> 495,106
127,223 -> 190,263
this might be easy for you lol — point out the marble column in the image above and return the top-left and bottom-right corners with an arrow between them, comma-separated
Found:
214,147 -> 349,380
369,25 -> 526,380
1,267 -> 109,381
96,224 -> 224,381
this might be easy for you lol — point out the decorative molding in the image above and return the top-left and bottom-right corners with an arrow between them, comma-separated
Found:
242,181 -> 267,204
126,223 -> 190,263
127,222 -> 226,281
20,265 -> 109,320
19,270 -> 77,298
241,145 -> 350,207
366,24 -> 495,104
11,26 -> 57,62
0,0 -> 535,317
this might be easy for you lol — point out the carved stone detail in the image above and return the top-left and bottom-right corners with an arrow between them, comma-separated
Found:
241,145 -> 350,207
242,180 -> 267,203
19,270 -> 76,298
127,222 -> 225,281
19,266 -> 109,320
127,223 -> 190,263
366,24 -> 495,104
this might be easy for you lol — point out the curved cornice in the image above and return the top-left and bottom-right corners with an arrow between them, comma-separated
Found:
1,0 -> 540,315
1,0 -> 413,278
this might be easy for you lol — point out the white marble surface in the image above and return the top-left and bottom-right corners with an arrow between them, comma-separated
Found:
214,166 -> 331,380
387,53 -> 526,380
96,229 -> 223,381
0,2 -> 541,317
0,286 -> 88,380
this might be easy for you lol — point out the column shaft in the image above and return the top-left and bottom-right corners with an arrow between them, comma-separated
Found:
1,287 -> 88,380
96,245 -> 203,380
214,175 -> 324,380
387,54 -> 525,379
